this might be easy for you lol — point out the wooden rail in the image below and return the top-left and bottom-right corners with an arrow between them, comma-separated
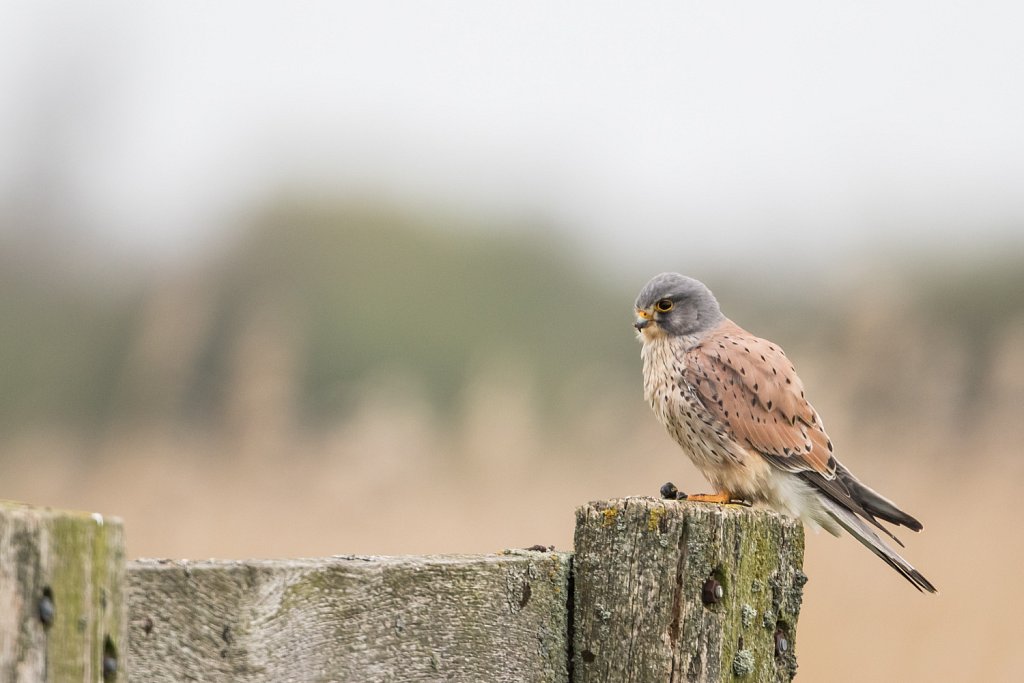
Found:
1,497 -> 804,682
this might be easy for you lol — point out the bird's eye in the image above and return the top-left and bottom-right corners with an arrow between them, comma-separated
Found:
655,299 -> 674,312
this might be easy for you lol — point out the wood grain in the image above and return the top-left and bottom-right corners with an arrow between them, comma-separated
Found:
127,551 -> 570,682
2,498 -> 805,681
0,500 -> 126,682
572,498 -> 805,683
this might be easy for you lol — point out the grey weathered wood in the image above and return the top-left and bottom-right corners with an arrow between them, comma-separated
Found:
126,551 -> 571,682
0,500 -> 126,682
572,498 -> 805,683
1,497 -> 807,681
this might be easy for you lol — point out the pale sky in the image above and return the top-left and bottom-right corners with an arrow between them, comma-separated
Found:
2,1 -> 1022,270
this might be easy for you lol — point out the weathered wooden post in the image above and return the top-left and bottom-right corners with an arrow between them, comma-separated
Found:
0,500 -> 126,682
572,497 -> 805,683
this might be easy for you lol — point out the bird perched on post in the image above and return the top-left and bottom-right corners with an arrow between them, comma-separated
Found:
634,272 -> 936,592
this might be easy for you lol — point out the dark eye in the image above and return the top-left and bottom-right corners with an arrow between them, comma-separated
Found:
655,299 -> 674,312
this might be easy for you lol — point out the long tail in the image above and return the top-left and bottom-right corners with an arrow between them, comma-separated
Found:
833,463 -> 923,532
819,496 -> 937,593
799,463 -> 936,593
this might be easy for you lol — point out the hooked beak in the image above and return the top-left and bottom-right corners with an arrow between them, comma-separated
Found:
634,308 -> 653,330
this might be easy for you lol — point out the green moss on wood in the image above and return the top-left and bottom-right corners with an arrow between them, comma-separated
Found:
50,515 -> 91,680
716,508 -> 805,682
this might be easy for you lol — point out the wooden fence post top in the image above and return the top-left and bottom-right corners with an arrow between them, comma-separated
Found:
573,496 -> 806,682
575,495 -> 804,530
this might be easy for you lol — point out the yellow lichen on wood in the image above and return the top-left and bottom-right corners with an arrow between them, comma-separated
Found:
647,506 -> 666,533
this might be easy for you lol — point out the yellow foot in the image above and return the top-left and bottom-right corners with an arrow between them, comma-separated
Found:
659,482 -> 751,506
685,491 -> 752,507
684,491 -> 733,504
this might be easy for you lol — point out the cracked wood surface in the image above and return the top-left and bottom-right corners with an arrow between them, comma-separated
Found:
572,498 -> 805,683
126,552 -> 570,682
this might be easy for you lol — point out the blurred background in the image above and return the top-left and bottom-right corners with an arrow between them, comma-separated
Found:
2,2 -> 1023,681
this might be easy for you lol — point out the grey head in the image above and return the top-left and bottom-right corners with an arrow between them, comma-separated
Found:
633,273 -> 725,337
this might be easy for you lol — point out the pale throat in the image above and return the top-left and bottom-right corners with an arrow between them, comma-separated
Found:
638,326 -> 703,352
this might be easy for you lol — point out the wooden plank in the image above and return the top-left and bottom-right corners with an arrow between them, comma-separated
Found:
0,500 -> 126,682
572,497 -> 806,683
126,551 -> 571,682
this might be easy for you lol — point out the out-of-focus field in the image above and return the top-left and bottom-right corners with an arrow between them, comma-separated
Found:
2,205 -> 1023,681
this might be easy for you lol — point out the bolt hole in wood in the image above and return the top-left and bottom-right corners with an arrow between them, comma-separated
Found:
103,635 -> 118,682
775,621 -> 791,659
38,586 -> 55,627
701,570 -> 725,606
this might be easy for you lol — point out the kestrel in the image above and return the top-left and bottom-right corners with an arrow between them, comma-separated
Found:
634,273 -> 935,592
